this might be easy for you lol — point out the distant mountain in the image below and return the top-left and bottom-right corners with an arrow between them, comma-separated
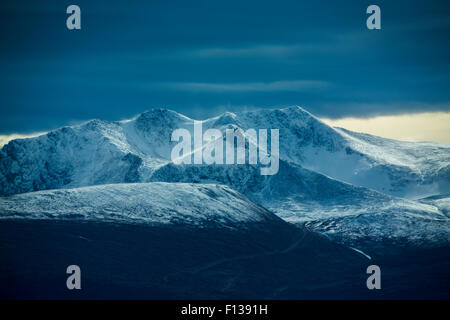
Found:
1,107 -> 448,198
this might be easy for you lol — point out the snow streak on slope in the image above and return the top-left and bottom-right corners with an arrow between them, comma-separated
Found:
0,183 -> 279,227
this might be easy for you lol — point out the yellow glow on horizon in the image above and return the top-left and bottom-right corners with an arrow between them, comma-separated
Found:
0,132 -> 46,147
1,112 -> 449,147
322,112 -> 450,144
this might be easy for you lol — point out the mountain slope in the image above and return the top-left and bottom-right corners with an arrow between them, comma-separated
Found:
0,183 -> 377,299
0,182 -> 280,227
204,106 -> 450,198
148,160 -> 449,247
0,110 -> 186,196
1,184 -> 448,299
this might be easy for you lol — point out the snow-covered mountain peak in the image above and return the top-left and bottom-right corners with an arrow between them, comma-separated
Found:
134,108 -> 192,129
0,106 -> 449,199
209,111 -> 240,128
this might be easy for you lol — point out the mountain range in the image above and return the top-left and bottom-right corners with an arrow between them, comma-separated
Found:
0,106 -> 449,298
1,106 -> 449,246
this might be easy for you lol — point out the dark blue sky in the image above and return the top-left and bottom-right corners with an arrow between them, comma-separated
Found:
1,0 -> 449,134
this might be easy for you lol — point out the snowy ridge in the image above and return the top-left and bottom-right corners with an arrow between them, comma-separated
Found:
419,194 -> 450,217
213,107 -> 450,198
307,210 -> 450,248
0,109 -> 190,196
0,182 -> 279,227
1,106 -> 448,198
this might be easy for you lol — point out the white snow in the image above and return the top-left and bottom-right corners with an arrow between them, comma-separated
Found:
0,182 -> 278,227
349,247 -> 372,260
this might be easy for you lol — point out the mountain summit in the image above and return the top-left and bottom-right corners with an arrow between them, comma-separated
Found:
1,106 -> 448,197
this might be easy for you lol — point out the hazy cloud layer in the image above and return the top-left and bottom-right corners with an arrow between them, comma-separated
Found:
156,80 -> 330,92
